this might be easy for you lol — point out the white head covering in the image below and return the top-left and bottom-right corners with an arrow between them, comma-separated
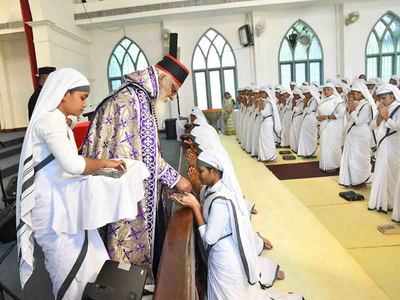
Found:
191,107 -> 207,123
389,75 -> 400,87
322,82 -> 341,99
335,80 -> 350,95
279,87 -> 292,96
292,87 -> 305,99
311,81 -> 320,89
198,150 -> 248,215
376,83 -> 400,102
303,85 -> 320,102
274,85 -> 283,92
16,68 -> 90,287
351,80 -> 378,118
262,87 -> 282,134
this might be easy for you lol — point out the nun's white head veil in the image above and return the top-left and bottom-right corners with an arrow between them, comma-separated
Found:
351,80 -> 378,118
16,68 -> 90,287
375,83 -> 400,102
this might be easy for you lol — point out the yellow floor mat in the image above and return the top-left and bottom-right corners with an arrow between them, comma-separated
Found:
282,176 -> 400,248
283,176 -> 369,207
311,202 -> 400,249
349,246 -> 400,300
221,135 -> 390,300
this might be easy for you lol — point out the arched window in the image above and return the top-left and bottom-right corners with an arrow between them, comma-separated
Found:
107,37 -> 150,91
192,28 -> 238,110
278,20 -> 323,87
366,11 -> 400,81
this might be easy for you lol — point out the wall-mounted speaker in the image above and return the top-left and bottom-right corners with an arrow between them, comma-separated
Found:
169,33 -> 178,58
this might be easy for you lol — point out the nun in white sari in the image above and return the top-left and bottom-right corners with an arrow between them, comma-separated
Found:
368,84 -> 400,216
289,88 -> 305,153
297,86 -> 319,157
317,83 -> 346,172
16,69 -> 149,299
236,95 -> 244,141
175,150 -> 304,300
258,89 -> 281,162
251,100 -> 264,157
238,101 -> 246,145
245,101 -> 257,153
241,103 -> 251,149
280,89 -> 294,148
339,81 -> 375,187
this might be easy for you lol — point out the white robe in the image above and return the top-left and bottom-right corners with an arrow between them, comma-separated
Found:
368,101 -> 400,214
297,97 -> 318,157
258,102 -> 278,161
245,106 -> 256,153
318,96 -> 345,171
251,111 -> 263,157
240,107 -> 250,148
339,100 -> 372,186
278,103 -> 285,134
31,110 -> 148,299
235,107 -> 242,141
199,181 -> 303,300
289,101 -> 304,153
281,100 -> 293,147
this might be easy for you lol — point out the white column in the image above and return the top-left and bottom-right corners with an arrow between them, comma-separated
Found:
334,3 -> 345,79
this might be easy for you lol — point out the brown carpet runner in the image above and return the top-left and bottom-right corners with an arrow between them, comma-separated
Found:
266,161 -> 339,180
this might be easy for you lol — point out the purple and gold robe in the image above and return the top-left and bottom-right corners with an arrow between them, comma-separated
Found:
82,66 -> 180,272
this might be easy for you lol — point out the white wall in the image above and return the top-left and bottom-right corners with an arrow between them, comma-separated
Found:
30,0 -> 91,76
0,0 -> 92,129
87,21 -> 166,125
2,0 -> 400,129
87,12 -> 253,127
0,0 -> 21,23
75,0 -> 400,125
343,0 -> 400,79
254,2 -> 338,86
0,33 -> 32,129
162,13 -> 252,118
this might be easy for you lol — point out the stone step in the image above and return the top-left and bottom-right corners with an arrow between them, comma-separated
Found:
0,145 -> 22,160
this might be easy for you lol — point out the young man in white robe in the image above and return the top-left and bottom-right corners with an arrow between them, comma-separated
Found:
289,88 -> 304,153
368,84 -> 400,216
175,150 -> 304,300
16,69 -> 150,299
280,88 -> 294,148
297,86 -> 319,158
317,83 -> 346,172
258,89 -> 281,162
339,81 -> 375,187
